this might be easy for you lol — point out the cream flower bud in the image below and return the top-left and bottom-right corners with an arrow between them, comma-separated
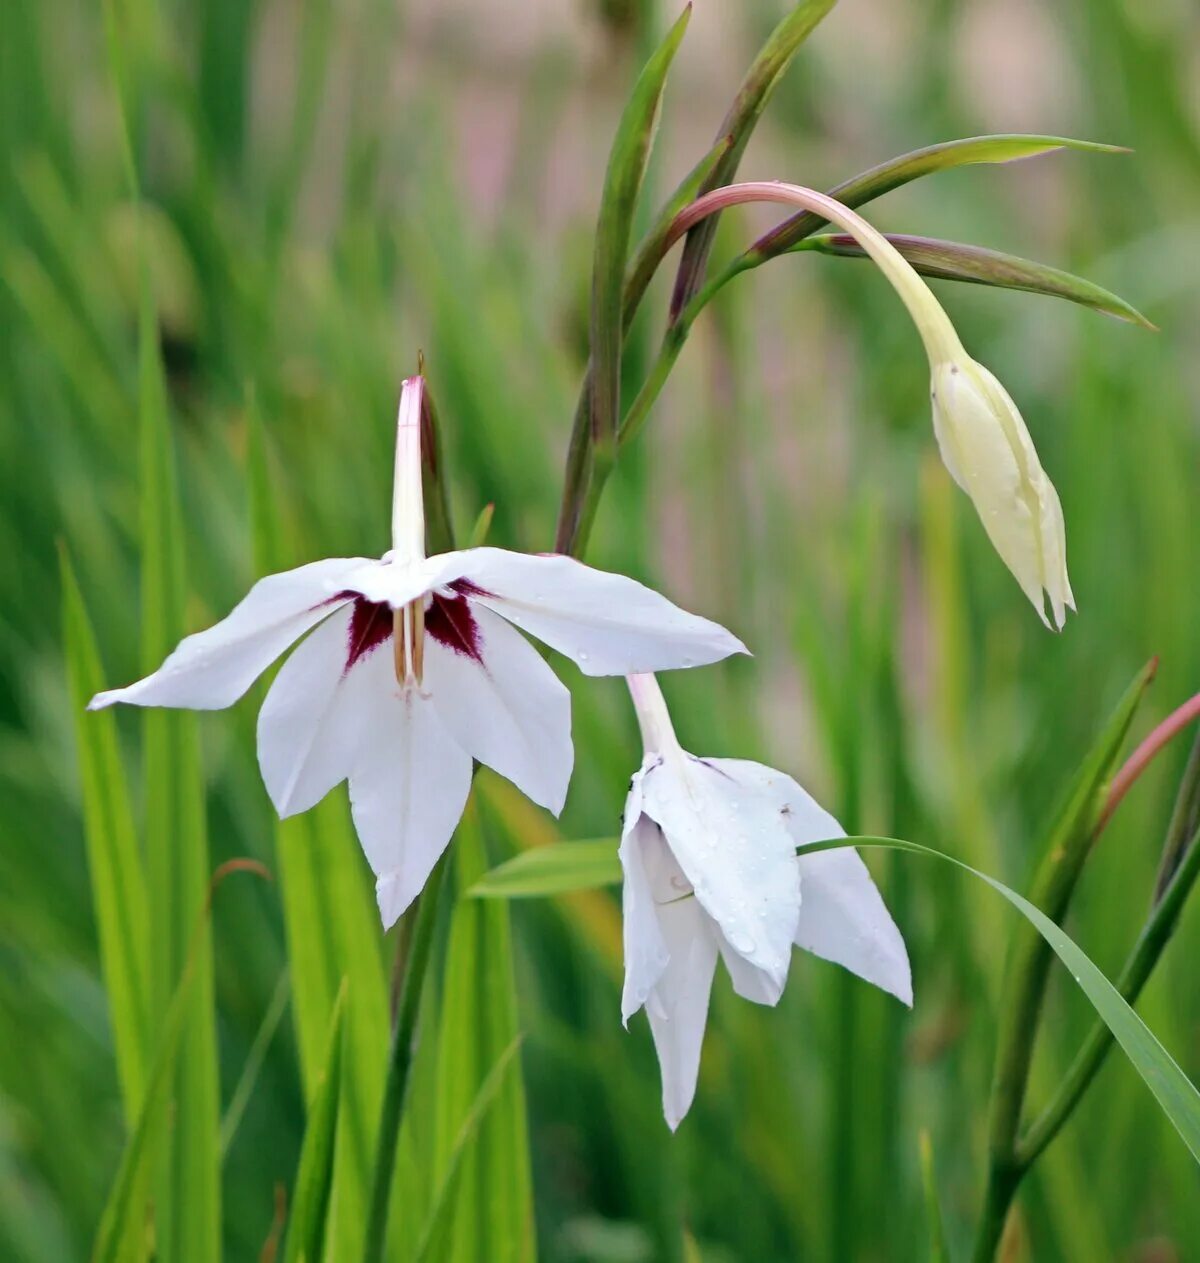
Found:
930,355 -> 1074,630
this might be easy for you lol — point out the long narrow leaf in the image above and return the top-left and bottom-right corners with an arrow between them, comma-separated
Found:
748,135 -> 1127,262
800,233 -> 1155,328
799,836 -> 1200,1165
283,981 -> 347,1263
468,839 -> 620,900
589,4 -> 691,456
669,0 -> 837,317
61,549 -> 150,1122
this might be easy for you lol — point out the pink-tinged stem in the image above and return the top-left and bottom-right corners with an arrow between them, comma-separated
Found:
1097,690 -> 1200,835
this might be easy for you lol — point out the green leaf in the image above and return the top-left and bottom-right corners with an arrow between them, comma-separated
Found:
412,1037 -> 524,1263
799,834 -> 1200,1166
918,1131 -> 949,1263
220,968 -> 292,1159
136,247 -> 221,1263
468,840 -> 621,900
284,981 -> 347,1263
589,4 -> 691,459
92,866 -> 265,1263
61,549 -> 150,1123
668,0 -> 837,318
983,662 -> 1156,1169
422,802 -> 535,1261
748,135 -> 1127,262
246,402 -> 390,1261
800,233 -> 1155,329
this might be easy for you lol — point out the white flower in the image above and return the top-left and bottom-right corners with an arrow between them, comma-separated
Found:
930,354 -> 1074,630
90,379 -> 747,927
619,674 -> 911,1129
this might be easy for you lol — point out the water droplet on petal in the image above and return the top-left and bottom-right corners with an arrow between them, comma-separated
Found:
729,930 -> 756,954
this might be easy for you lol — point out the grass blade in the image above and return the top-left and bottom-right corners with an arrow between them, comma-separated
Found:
61,549 -> 150,1122
798,835 -> 1200,1164
749,135 -> 1128,262
801,233 -> 1156,329
589,4 -> 691,461
468,839 -> 620,900
283,980 -> 348,1263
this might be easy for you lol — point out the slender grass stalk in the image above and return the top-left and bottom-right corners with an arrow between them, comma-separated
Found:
362,852 -> 449,1263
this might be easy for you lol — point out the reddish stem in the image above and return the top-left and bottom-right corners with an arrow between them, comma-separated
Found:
1097,690 -> 1200,835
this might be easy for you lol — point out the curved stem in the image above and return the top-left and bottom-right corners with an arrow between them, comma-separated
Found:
558,179 -> 960,558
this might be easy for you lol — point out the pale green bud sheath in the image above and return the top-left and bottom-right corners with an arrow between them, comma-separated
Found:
662,182 -> 1074,629
391,375 -> 426,685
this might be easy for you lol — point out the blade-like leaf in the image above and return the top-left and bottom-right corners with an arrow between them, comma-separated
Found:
136,249 -> 221,1263
283,981 -> 347,1263
801,233 -> 1155,328
413,1037 -> 524,1263
985,662 -> 1156,1171
669,0 -> 837,318
918,1131 -> 949,1263
589,4 -> 691,458
92,865 -> 266,1263
748,135 -> 1128,262
468,840 -> 620,900
423,801 -> 535,1262
798,835 -> 1200,1166
61,549 -> 150,1123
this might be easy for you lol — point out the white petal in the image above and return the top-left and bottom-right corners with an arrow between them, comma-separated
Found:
645,884 -> 719,1131
344,649 -> 473,928
638,756 -> 801,988
793,848 -> 913,1005
618,788 -> 670,1024
88,557 -> 372,711
717,940 -> 785,1006
712,758 -> 912,1005
256,604 -> 388,818
451,547 -> 747,676
341,553 -> 465,608
423,604 -> 572,814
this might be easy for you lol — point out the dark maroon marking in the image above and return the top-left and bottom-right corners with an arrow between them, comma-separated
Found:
345,598 -> 393,673
426,591 -> 484,664
449,578 -> 493,600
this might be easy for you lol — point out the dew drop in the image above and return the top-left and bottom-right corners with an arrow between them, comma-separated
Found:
729,930 -> 756,954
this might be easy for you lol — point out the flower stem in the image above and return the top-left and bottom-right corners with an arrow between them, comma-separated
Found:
558,181 -> 958,560
362,851 -> 448,1263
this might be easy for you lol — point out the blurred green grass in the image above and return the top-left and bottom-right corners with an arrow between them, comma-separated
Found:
2,0 -> 1199,1259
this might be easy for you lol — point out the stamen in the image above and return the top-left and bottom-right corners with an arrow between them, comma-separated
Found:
392,600 -> 426,688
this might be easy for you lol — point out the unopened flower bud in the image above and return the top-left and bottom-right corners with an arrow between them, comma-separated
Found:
930,354 -> 1074,630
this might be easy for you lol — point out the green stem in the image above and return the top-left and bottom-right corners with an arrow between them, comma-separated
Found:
362,853 -> 449,1263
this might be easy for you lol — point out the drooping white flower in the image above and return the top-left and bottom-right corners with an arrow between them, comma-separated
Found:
90,378 -> 747,927
722,183 -> 1073,628
619,673 -> 911,1129
930,354 -> 1073,630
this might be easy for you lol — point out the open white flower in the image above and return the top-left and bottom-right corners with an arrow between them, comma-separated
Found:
619,673 -> 911,1129
90,378 -> 746,927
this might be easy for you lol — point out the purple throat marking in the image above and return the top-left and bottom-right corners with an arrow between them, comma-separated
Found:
331,581 -> 487,675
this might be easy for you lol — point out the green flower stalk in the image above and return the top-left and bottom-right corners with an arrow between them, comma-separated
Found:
657,181 -> 1075,629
